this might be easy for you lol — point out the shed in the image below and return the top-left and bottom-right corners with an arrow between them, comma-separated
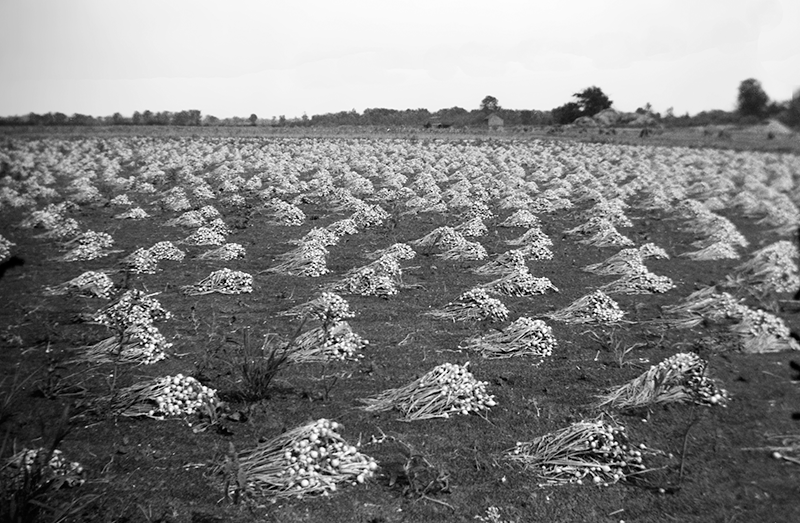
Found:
486,114 -> 504,130
764,119 -> 793,136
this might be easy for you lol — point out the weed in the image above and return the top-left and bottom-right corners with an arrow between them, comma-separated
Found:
369,431 -> 452,508
0,405 -> 97,523
474,506 -> 516,523
226,326 -> 299,402
586,327 -> 645,368
34,346 -> 87,400
0,364 -> 36,427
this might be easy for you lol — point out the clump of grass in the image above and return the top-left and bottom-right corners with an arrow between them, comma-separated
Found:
367,432 -> 451,505
586,327 -> 645,368
228,329 -> 294,402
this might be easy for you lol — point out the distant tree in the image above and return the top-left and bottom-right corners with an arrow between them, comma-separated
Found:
70,113 -> 95,125
203,115 -> 220,126
142,110 -> 154,125
173,110 -> 202,126
480,95 -> 500,113
737,78 -> 769,118
153,111 -> 172,125
573,86 -> 612,117
111,112 -> 126,125
278,115 -> 286,127
551,102 -> 583,125
249,114 -> 258,126
781,89 -> 800,128
132,111 -> 143,125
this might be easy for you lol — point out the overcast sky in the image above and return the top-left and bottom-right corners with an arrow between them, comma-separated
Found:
0,0 -> 797,119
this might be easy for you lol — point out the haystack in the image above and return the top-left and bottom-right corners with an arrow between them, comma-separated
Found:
593,108 -> 622,127
573,116 -> 598,127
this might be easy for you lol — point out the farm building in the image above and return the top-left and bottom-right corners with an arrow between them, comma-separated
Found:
485,114 -> 504,130
764,119 -> 793,136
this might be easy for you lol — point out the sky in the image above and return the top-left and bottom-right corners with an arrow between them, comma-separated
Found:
0,0 -> 798,119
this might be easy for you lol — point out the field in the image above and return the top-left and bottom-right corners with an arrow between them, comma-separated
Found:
1,130 -> 799,522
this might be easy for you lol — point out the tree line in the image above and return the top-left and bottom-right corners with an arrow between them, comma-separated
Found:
1,79 -> 798,129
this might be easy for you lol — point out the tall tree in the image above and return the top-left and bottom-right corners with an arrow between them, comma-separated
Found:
573,86 -> 612,117
737,78 -> 769,117
249,114 -> 258,126
551,102 -> 583,125
480,95 -> 500,113
782,88 -> 800,128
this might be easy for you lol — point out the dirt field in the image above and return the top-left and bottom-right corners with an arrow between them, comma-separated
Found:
1,129 -> 799,522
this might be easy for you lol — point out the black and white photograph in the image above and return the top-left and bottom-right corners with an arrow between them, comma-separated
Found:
0,1 -> 799,522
